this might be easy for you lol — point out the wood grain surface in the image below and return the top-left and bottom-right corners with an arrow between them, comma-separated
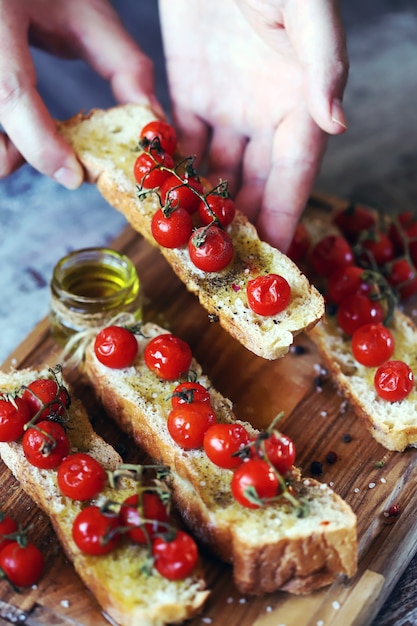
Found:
1,195 -> 417,626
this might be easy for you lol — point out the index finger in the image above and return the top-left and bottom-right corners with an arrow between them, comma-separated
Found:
0,10 -> 83,187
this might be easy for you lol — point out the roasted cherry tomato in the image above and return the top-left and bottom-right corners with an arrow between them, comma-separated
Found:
203,422 -> 250,469
22,420 -> 70,469
360,231 -> 395,267
286,222 -> 311,263
310,234 -> 354,277
333,204 -> 376,240
160,174 -> 203,215
22,377 -> 70,421
152,530 -> 198,581
256,432 -> 296,475
57,453 -> 107,501
0,397 -> 31,442
387,258 -> 417,301
167,402 -> 217,449
133,150 -> 174,189
389,211 -> 415,254
72,505 -> 120,556
336,293 -> 384,336
0,514 -> 18,552
144,333 -> 192,381
140,120 -> 177,155
94,325 -> 138,369
171,381 -> 211,408
246,273 -> 291,316
0,541 -> 44,587
327,265 -> 370,305
188,225 -> 234,273
119,492 -> 170,544
151,207 -> 193,248
374,360 -> 414,402
351,323 -> 395,367
198,193 -> 236,228
231,459 -> 280,509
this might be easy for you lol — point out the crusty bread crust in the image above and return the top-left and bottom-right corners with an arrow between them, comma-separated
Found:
56,104 -> 324,360
309,310 -> 417,451
0,367 -> 209,626
83,322 -> 357,595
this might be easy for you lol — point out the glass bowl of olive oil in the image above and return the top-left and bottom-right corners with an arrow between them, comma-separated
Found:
50,247 -> 142,345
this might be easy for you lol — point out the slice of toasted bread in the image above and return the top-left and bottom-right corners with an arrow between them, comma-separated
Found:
0,367 -> 209,626
56,104 -> 324,360
309,306 -> 417,451
83,322 -> 357,595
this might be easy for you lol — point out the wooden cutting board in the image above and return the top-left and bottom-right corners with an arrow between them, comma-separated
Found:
1,194 -> 417,626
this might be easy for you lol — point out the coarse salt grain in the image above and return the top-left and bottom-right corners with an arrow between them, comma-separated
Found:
332,601 -> 341,610
320,410 -> 328,417
200,481 -> 206,487
265,605 -> 273,612
354,487 -> 360,493
60,600 -> 70,608
201,618 -> 212,624
380,477 -> 387,484
226,597 -> 234,604
239,597 -> 247,604
369,482 -> 376,489
317,621 -> 325,626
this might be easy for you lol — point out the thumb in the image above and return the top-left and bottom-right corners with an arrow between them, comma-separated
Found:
285,0 -> 349,134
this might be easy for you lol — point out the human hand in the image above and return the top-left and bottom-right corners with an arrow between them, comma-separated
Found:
158,0 -> 349,251
0,0 -> 162,189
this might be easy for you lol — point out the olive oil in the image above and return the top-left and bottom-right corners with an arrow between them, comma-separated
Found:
50,248 -> 142,345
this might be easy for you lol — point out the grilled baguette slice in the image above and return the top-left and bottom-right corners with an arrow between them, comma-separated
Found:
83,321 -> 357,595
56,104 -> 324,360
309,292 -> 417,452
0,367 -> 209,626
301,195 -> 417,451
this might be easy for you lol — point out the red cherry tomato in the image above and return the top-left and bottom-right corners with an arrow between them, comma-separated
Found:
119,492 -> 170,544
257,432 -> 296,475
188,225 -> 234,273
72,505 -> 120,556
231,459 -> 280,509
0,541 -> 44,587
140,120 -> 177,155
57,453 -> 107,501
0,515 -> 18,552
151,207 -> 193,248
203,422 -> 250,469
246,274 -> 291,316
144,333 -> 192,381
310,235 -> 354,277
406,222 -> 417,267
94,325 -> 138,369
167,402 -> 217,449
333,204 -> 376,240
351,323 -> 395,367
387,258 -> 417,300
327,265 -> 370,305
160,174 -> 203,215
360,231 -> 395,267
389,211 -> 415,253
198,193 -> 236,228
336,293 -> 384,336
133,150 -> 174,189
152,530 -> 198,581
22,378 -> 70,421
22,420 -> 70,469
171,381 -> 211,408
286,223 -> 311,263
0,397 -> 31,442
374,360 -> 414,402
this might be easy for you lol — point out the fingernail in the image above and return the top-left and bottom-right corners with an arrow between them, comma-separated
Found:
54,161 -> 83,190
331,99 -> 348,130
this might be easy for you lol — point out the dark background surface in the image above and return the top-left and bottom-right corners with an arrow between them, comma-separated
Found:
3,2 -> 417,624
